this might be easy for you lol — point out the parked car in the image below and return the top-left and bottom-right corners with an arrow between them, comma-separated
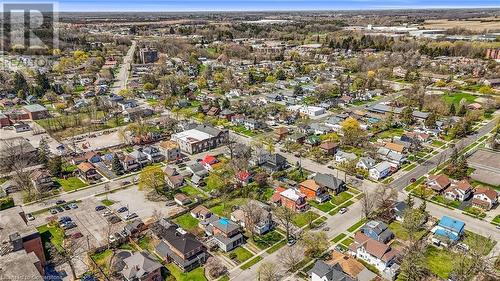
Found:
69,203 -> 78,209
410,178 -> 417,183
26,213 -> 35,221
121,181 -> 130,186
117,207 -> 128,213
63,205 -> 71,210
339,207 -> 348,214
58,216 -> 72,223
107,215 -> 121,224
287,239 -> 296,246
355,174 -> 364,180
95,205 -> 106,211
56,206 -> 64,212
71,232 -> 83,239
109,235 -> 116,243
125,213 -> 138,220
63,222 -> 77,230
56,200 -> 66,205
102,210 -> 113,217
50,209 -> 58,215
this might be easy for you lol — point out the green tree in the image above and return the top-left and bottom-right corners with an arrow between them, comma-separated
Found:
301,231 -> 329,258
398,242 -> 429,281
38,138 -> 49,165
138,166 -> 166,195
449,103 -> 456,116
401,107 -> 415,126
424,112 -> 437,129
111,154 -> 124,175
341,117 -> 365,146
48,156 -> 63,177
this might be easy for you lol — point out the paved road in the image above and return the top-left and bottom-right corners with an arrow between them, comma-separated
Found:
111,40 -> 136,95
390,117 -> 498,190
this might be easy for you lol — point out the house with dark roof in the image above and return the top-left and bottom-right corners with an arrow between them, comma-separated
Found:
313,173 -> 346,195
309,260 -> 355,281
432,216 -> 465,246
199,216 -> 244,252
261,153 -> 287,172
120,251 -> 162,281
29,169 -> 53,192
153,220 -> 207,272
359,220 -> 394,244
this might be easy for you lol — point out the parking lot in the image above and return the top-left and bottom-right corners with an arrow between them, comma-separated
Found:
468,149 -> 500,186
1,122 -> 62,153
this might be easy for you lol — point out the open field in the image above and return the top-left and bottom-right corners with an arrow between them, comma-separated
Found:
423,18 -> 500,31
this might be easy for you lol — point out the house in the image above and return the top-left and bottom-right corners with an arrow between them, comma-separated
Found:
123,218 -> 146,237
14,123 -> 30,133
84,151 -> 102,164
123,107 -> 154,122
142,146 -> 164,163
299,179 -> 330,203
472,187 -> 498,210
287,132 -> 305,144
443,180 -> 473,201
29,169 -> 53,192
287,105 -> 326,117
309,123 -> 332,135
164,167 -> 185,189
392,202 -> 407,222
261,153 -> 287,172
324,251 -> 377,281
305,135 -> 321,146
271,187 -> 308,212
359,220 -> 394,244
200,216 -> 244,252
191,205 -> 212,220
129,150 -> 150,167
236,170 -> 252,186
120,154 -> 140,172
357,157 -> 376,170
77,162 -> 100,182
174,193 -> 192,206
154,220 -> 207,272
335,151 -> 356,163
349,232 -> 400,279
158,140 -> 182,162
369,161 -> 392,180
230,201 -> 273,235
120,251 -> 162,281
274,127 -> 289,142
309,260 -> 355,281
313,173 -> 347,195
384,142 -> 406,154
432,216 -> 465,246
201,155 -> 218,171
171,125 -> 229,154
21,104 -> 49,120
426,174 -> 451,193
319,141 -> 338,156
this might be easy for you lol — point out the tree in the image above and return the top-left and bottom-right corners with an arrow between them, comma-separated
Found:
449,103 -> 456,116
0,139 -> 37,200
111,154 -> 124,175
405,194 -> 414,209
241,201 -> 264,239
48,156 -> 63,177
374,184 -> 398,221
47,235 -> 85,280
143,82 -> 155,91
361,189 -> 376,219
450,233 -> 497,281
401,107 -> 415,126
301,231 -> 329,258
424,112 -> 437,129
138,166 -> 166,195
205,257 -> 227,279
38,137 -> 50,165
293,85 -> 304,96
273,206 -> 296,241
398,242 -> 429,281
478,85 -> 493,95
341,117 -> 365,146
401,208 -> 426,242
258,262 -> 280,281
278,246 -> 303,272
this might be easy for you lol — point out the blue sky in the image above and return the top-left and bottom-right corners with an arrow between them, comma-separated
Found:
4,1 -> 500,12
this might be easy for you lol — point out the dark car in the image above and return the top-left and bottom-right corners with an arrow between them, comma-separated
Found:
49,209 -> 58,215
107,215 -> 122,224
410,178 -> 417,183
71,232 -> 83,239
355,174 -> 364,180
56,200 -> 66,205
58,216 -> 72,223
63,205 -> 71,210
56,206 -> 64,212
95,205 -> 106,211
117,207 -> 128,213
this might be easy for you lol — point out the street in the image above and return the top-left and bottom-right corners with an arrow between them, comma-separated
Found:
111,40 -> 136,95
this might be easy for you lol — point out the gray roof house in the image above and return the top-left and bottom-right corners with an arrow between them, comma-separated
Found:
357,157 -> 376,170
314,173 -> 346,195
120,251 -> 162,281
360,220 -> 394,243
309,260 -> 355,281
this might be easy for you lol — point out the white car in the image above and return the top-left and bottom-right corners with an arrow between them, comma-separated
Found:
339,208 -> 348,214
26,213 -> 35,221
102,210 -> 113,217
109,235 -> 116,243
125,213 -> 138,220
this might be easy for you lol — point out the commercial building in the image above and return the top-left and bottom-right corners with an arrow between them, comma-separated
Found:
171,125 -> 229,155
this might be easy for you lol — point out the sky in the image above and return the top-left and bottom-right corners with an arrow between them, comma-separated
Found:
2,0 -> 499,12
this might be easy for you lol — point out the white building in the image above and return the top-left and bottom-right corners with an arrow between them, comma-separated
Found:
287,105 -> 326,117
369,161 -> 392,180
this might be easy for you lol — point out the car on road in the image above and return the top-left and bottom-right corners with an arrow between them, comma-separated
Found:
56,200 -> 66,205
108,235 -> 117,243
125,213 -> 138,220
165,200 -> 176,206
287,239 -> 296,246
95,205 -> 106,211
26,213 -> 35,221
335,245 -> 345,253
133,177 -> 139,183
355,174 -> 364,180
55,206 -> 64,213
339,207 -> 348,214
63,205 -> 71,210
50,209 -> 58,215
69,203 -> 78,209
117,207 -> 128,213
496,225 -> 500,230
102,210 -> 113,217
322,227 -> 330,232
410,178 -> 417,183
121,181 -> 130,186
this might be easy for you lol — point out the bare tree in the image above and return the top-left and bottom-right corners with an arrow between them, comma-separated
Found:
273,206 -> 296,241
0,138 -> 37,200
360,189 -> 376,219
278,246 -> 303,272
47,237 -> 85,280
205,257 -> 227,279
241,201 -> 264,239
224,134 -> 239,159
374,184 -> 398,221
258,262 -> 280,281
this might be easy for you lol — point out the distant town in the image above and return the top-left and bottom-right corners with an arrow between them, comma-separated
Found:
0,7 -> 499,281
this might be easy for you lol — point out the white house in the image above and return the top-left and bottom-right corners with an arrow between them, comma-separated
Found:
357,157 -> 376,170
335,151 -> 357,163
287,105 -> 326,117
443,180 -> 473,202
472,187 -> 498,210
369,161 -> 392,180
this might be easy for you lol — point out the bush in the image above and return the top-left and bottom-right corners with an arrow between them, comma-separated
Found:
228,252 -> 237,260
0,196 -> 14,210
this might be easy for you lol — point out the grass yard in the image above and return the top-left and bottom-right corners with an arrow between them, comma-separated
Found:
209,198 -> 248,217
340,237 -> 354,247
432,140 -> 446,147
252,231 -> 284,250
292,211 -> 320,228
347,218 -> 367,233
137,235 -> 155,252
431,195 -> 460,209
493,215 -> 500,225
174,213 -> 200,231
331,192 -> 353,206
376,127 -> 405,139
442,91 -> 476,105
389,221 -> 427,241
309,200 -> 335,212
167,264 -> 207,281
425,246 -> 457,279
55,177 -> 87,192
463,231 -> 497,255
240,256 -> 263,270
331,233 -> 347,243
231,125 -> 257,137
91,249 -> 112,274
101,199 -> 115,206
179,185 -> 206,198
37,223 -> 65,250
403,163 -> 417,171
229,247 -> 254,263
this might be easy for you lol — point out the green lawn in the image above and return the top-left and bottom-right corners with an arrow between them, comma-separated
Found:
403,163 -> 417,171
252,231 -> 284,250
229,247 -> 254,263
376,127 -> 405,139
137,235 -> 154,252
432,140 -> 446,147
101,199 -> 115,206
431,195 -> 460,209
347,218 -> 367,232
493,215 -> 500,225
309,200 -> 335,212
331,233 -> 347,243
167,264 -> 207,281
463,231 -> 497,256
340,237 -> 354,247
91,249 -> 112,274
389,221 -> 427,241
331,192 -> 353,206
240,256 -> 263,270
180,185 -> 206,198
174,213 -> 200,231
231,125 -> 257,137
442,91 -> 476,105
425,246 -> 457,279
37,223 -> 65,250
55,177 -> 87,191
266,240 -> 287,254
209,198 -> 248,217
292,211 -> 320,227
